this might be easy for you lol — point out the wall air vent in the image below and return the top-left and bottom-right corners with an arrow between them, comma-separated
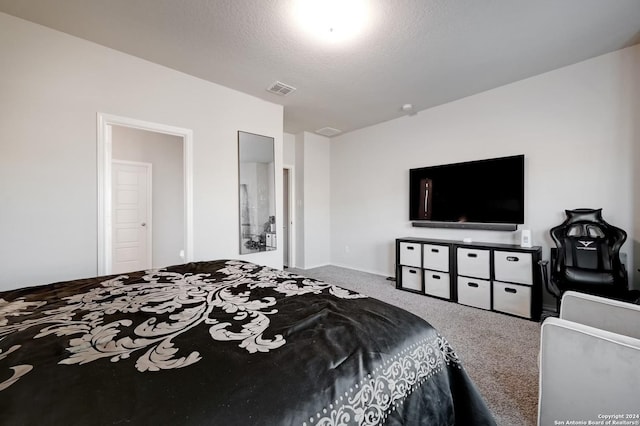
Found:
267,81 -> 296,96
315,127 -> 342,137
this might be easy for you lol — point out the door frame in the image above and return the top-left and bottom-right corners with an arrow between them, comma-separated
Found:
111,160 -> 153,272
283,164 -> 296,268
97,113 -> 194,275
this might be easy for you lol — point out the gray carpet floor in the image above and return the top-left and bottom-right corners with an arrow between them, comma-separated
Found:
288,265 -> 540,426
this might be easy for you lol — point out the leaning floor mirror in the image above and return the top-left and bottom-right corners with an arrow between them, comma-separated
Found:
238,131 -> 276,254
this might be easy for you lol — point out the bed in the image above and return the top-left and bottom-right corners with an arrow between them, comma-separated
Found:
1,259 -> 495,425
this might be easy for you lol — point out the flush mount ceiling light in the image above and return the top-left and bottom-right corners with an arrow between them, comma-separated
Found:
293,0 -> 370,43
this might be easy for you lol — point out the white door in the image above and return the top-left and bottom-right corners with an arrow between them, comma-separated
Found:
112,161 -> 152,274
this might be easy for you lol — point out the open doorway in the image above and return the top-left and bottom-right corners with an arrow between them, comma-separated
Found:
97,113 -> 193,275
111,126 -> 185,274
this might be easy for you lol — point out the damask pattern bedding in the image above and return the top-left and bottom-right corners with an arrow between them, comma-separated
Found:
0,260 -> 495,425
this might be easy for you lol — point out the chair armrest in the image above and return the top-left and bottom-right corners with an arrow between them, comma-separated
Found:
560,291 -> 640,339
538,317 -> 640,425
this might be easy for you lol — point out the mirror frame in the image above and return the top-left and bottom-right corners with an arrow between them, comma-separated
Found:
237,131 -> 276,255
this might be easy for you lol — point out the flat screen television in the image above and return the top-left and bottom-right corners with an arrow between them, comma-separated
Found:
409,155 -> 524,229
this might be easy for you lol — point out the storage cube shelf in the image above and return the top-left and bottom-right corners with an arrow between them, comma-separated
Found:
396,237 -> 542,321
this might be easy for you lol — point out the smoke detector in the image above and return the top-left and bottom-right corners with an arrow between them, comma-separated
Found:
315,127 -> 342,137
267,81 -> 296,96
401,103 -> 417,116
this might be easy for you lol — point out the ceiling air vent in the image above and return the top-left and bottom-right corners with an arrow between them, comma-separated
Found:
315,127 -> 342,137
267,81 -> 296,96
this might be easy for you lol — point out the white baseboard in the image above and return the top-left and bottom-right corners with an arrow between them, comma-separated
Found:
296,262 -> 331,270
324,262 -> 391,279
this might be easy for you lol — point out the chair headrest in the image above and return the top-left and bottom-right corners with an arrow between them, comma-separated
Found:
563,208 -> 603,225
566,224 -> 605,238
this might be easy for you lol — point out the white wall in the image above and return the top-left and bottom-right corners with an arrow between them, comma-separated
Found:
0,13 -> 283,290
303,132 -> 331,268
294,133 -> 306,267
290,132 -> 331,268
283,132 -> 296,166
330,45 -> 640,304
112,126 -> 184,269
282,132 -> 296,267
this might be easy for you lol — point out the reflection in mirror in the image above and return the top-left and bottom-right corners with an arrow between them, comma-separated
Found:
238,131 -> 276,254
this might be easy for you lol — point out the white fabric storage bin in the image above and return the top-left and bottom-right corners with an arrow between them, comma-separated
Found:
494,251 -> 533,285
400,266 -> 422,291
457,277 -> 491,310
493,281 -> 531,318
423,244 -> 449,272
456,248 -> 490,279
399,242 -> 421,267
424,271 -> 450,299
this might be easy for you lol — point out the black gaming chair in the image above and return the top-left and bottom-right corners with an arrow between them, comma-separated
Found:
539,208 -> 631,312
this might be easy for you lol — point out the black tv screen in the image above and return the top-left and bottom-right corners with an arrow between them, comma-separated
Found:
409,155 -> 524,225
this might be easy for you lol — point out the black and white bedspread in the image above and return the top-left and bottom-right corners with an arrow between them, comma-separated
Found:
1,260 -> 495,425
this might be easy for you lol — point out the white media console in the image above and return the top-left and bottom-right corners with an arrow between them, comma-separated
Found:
396,237 -> 542,321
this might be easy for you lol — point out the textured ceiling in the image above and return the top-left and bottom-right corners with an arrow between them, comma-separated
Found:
1,0 -> 639,135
